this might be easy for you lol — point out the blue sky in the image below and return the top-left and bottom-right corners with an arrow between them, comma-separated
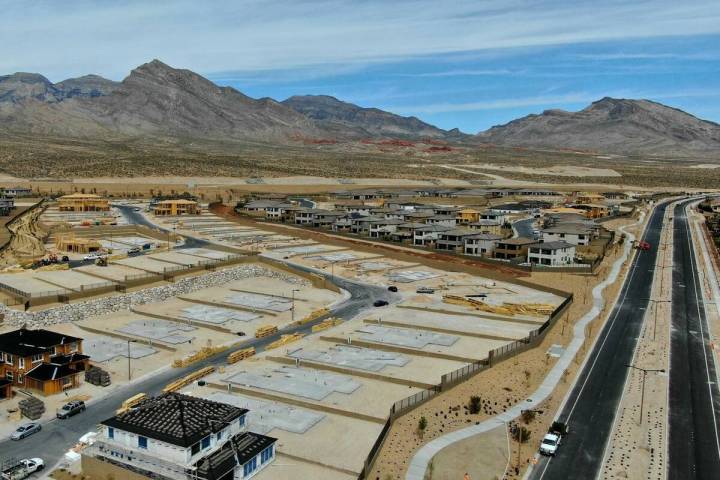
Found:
1,0 -> 719,132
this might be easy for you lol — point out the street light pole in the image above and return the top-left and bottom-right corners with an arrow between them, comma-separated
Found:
625,364 -> 665,425
647,299 -> 671,341
291,289 -> 300,323
127,339 -> 137,381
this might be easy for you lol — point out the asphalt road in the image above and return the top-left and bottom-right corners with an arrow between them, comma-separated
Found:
116,205 -> 210,249
529,202 -> 667,479
667,200 -> 720,479
0,209 -> 396,471
513,217 -> 537,239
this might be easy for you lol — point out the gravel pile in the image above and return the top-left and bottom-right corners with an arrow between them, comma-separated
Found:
2,265 -> 308,328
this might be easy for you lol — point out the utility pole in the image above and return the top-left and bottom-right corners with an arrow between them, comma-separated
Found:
625,364 -> 665,425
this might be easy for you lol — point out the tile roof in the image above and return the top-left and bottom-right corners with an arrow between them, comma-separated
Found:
102,392 -> 247,448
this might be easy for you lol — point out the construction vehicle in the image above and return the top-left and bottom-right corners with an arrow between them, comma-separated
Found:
96,256 -> 108,266
1,458 -> 44,480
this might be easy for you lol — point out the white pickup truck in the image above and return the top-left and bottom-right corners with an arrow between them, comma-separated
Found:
539,421 -> 567,456
1,458 -> 44,480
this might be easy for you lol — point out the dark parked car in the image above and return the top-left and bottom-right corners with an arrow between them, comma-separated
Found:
387,286 -> 398,292
61,256 -> 70,262
373,300 -> 389,307
57,400 -> 86,419
10,422 -> 41,440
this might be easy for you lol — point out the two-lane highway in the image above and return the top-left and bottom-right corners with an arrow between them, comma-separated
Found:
667,201 -> 720,479
530,202 -> 668,479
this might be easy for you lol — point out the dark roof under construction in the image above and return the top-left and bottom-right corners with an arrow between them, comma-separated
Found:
101,392 -> 248,447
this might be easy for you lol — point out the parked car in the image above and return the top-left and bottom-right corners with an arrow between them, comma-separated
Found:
127,247 -> 142,255
61,255 -> 70,262
387,286 -> 398,292
83,253 -> 102,261
57,400 -> 86,419
10,423 -> 41,441
373,300 -> 389,307
236,331 -> 246,337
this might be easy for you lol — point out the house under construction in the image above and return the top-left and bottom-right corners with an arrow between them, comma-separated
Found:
58,193 -> 110,212
55,234 -> 102,253
154,199 -> 200,216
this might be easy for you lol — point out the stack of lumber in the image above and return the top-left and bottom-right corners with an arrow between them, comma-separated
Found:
266,333 -> 304,350
163,366 -> 215,393
255,325 -> 278,338
227,347 -> 256,364
311,318 -> 342,332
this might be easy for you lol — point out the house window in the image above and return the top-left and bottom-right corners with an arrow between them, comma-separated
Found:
239,415 -> 246,428
69,342 -> 78,353
6,372 -> 12,382
17,375 -> 23,385
191,442 -> 201,455
217,431 -> 224,442
108,427 -> 114,439
50,347 -> 56,355
32,354 -> 43,364
260,445 -> 274,464
201,436 -> 211,449
243,457 -> 258,476
18,358 -> 24,369
138,436 -> 148,449
4,354 -> 12,365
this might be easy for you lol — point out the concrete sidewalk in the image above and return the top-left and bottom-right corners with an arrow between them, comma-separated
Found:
405,211 -> 647,480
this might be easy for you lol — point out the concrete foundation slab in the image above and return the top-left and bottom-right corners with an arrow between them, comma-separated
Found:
288,345 -> 409,372
356,325 -> 458,348
83,335 -> 157,362
308,252 -> 357,262
224,291 -> 293,312
116,318 -> 195,343
149,251 -> 207,266
179,305 -> 260,324
206,392 -> 325,435
386,270 -> 442,283
224,366 -> 361,401
179,248 -> 233,260
35,269 -> 115,292
114,255 -> 186,274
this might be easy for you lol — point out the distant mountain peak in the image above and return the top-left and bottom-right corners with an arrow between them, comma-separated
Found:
478,97 -> 720,157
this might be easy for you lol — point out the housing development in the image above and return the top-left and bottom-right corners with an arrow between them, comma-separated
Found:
1,3 -> 720,479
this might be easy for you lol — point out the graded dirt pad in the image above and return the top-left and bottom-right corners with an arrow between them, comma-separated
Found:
113,255 -> 185,274
271,243 -> 347,256
375,307 -> 537,340
0,272 -> 71,297
115,317 -> 196,344
77,264 -> 157,282
451,162 -> 622,177
287,345 -> 410,373
201,391 -> 382,475
148,250 -> 208,266
34,269 -> 115,291
179,247 -> 234,260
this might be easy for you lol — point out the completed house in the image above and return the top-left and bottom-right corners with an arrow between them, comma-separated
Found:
435,229 -> 477,252
84,392 -> 277,480
464,233 -> 503,257
413,224 -> 454,247
527,241 -> 576,266
0,328 -> 89,396
541,225 -> 594,246
494,237 -> 535,260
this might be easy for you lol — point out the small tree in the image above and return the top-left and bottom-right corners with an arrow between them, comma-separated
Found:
521,410 -> 536,424
468,395 -> 482,414
418,416 -> 428,432
511,425 -> 531,443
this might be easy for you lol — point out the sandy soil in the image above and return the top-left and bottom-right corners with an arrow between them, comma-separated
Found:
426,424 -> 509,480
452,163 -> 622,178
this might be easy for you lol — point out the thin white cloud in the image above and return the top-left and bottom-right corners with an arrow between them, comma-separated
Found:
0,0 -> 718,80
396,69 -> 514,77
393,88 -> 720,114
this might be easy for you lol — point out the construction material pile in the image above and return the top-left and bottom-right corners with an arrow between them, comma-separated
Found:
227,347 -> 256,364
266,333 -> 304,350
19,397 -> 45,420
85,366 -> 111,387
443,295 -> 555,317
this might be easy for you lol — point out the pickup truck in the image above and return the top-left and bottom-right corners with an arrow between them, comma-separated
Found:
1,458 -> 44,480
539,422 -> 567,456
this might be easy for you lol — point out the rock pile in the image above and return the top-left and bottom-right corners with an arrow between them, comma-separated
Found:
2,265 -> 308,328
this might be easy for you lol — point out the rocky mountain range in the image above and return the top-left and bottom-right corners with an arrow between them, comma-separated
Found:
1,59 -> 719,158
477,97 -> 720,157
